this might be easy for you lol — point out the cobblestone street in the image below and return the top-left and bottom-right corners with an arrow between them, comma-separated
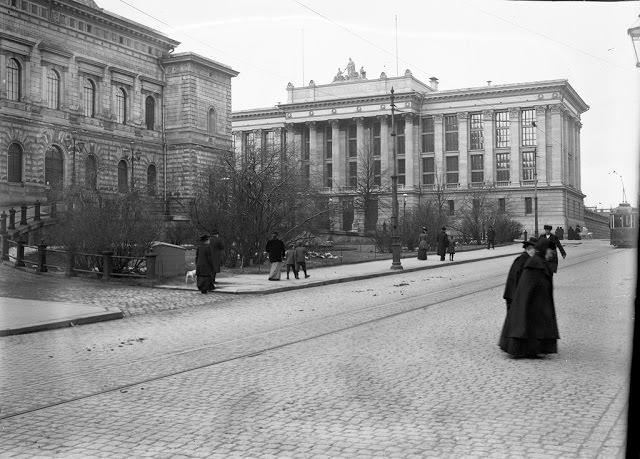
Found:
0,241 -> 634,457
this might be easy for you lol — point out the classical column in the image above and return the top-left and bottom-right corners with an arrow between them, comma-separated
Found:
379,115 -> 390,185
457,112 -> 468,188
549,104 -> 564,186
535,105 -> 548,185
308,121 -> 322,188
404,113 -> 416,189
575,120 -> 582,191
330,120 -> 343,188
509,108 -> 521,184
482,110 -> 494,184
433,114 -> 444,182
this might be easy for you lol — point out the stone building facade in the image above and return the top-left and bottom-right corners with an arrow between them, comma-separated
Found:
0,0 -> 237,215
232,67 -> 589,235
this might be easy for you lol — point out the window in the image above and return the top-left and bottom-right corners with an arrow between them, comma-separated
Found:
348,161 -> 357,187
525,197 -> 533,215
302,126 -> 310,160
470,154 -> 484,184
496,152 -> 510,182
145,96 -> 155,130
83,79 -> 95,117
325,163 -> 332,188
522,151 -> 536,181
521,109 -> 536,146
469,113 -> 484,150
396,119 -> 405,155
86,24 -> 92,33
397,158 -> 405,186
421,117 -> 434,153
372,121 -> 381,156
147,164 -> 157,196
263,130 -> 275,152
373,159 -> 381,186
30,4 -> 37,15
45,146 -> 64,191
116,88 -> 127,124
473,199 -> 480,214
117,160 -> 128,192
207,108 -> 215,135
69,17 -> 75,28
85,154 -> 97,190
444,115 -> 458,151
8,143 -> 23,183
446,155 -> 458,184
348,124 -> 357,157
7,58 -> 21,101
40,7 -> 48,18
498,198 -> 506,212
448,200 -> 455,216
495,111 -> 510,148
422,157 -> 435,185
324,125 -> 332,159
46,69 -> 60,109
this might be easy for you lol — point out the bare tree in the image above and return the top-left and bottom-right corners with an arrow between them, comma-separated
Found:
352,138 -> 389,233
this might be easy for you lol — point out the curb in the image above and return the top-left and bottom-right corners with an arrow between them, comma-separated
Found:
0,307 -> 124,337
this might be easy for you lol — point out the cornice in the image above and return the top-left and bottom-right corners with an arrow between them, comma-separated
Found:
0,32 -> 37,48
108,66 -> 137,78
75,56 -> 107,69
139,75 -> 165,87
161,52 -> 239,78
38,43 -> 73,59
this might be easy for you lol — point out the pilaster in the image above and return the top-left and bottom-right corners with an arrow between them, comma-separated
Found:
404,113 -> 416,188
535,105 -> 547,185
457,112 -> 468,188
575,120 -> 582,191
378,115 -> 390,186
509,108 -> 520,184
549,104 -> 563,186
433,114 -> 444,182
308,121 -> 322,188
482,110 -> 494,184
330,120 -> 343,188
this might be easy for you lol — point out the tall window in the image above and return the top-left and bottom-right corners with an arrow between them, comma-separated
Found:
302,126 -> 310,160
372,121 -> 381,156
348,124 -> 357,157
85,154 -> 97,190
147,164 -> 157,196
397,158 -> 405,186
207,108 -> 216,135
525,197 -> 533,215
8,143 -> 23,183
421,117 -> 434,153
521,109 -> 536,146
324,125 -> 332,159
45,146 -> 64,191
117,159 -> 128,192
445,155 -> 458,184
470,154 -> 484,183
522,151 -> 536,181
145,96 -> 155,130
495,111 -> 510,148
373,159 -> 381,186
83,79 -> 95,117
325,163 -> 332,188
469,113 -> 484,150
396,119 -> 405,155
46,69 -> 60,109
444,115 -> 458,151
498,198 -> 506,212
116,88 -> 127,124
448,200 -> 455,216
422,157 -> 435,185
496,152 -> 510,182
348,161 -> 357,187
263,130 -> 275,152
7,58 -> 21,101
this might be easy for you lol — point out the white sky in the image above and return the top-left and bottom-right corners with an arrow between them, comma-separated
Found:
98,0 -> 640,209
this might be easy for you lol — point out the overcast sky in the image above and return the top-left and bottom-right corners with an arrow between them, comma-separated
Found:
98,0 -> 640,209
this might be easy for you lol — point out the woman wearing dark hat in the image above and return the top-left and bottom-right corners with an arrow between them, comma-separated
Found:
502,237 -> 537,309
417,227 -> 428,260
195,234 -> 215,293
209,229 -> 224,286
499,237 -> 560,357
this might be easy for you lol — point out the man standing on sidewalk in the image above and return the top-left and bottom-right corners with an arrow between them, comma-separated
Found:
265,231 -> 286,281
436,227 -> 449,261
541,224 -> 566,274
487,225 -> 496,250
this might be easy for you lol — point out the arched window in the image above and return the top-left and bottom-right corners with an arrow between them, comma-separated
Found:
117,159 -> 128,192
147,164 -> 157,196
85,154 -> 97,190
116,88 -> 127,124
46,69 -> 60,109
7,142 -> 23,183
208,108 -> 216,135
145,95 -> 155,130
45,145 -> 64,191
83,79 -> 95,117
7,58 -> 21,101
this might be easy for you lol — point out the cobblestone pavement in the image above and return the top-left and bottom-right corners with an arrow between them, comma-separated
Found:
0,241 -> 633,458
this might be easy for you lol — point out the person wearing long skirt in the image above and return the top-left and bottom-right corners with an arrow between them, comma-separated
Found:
417,227 -> 428,260
195,234 -> 215,293
502,237 -> 537,309
499,237 -> 560,357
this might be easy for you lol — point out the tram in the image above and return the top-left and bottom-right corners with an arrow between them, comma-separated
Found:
609,203 -> 639,247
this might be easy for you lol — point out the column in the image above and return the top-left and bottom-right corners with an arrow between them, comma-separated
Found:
509,108 -> 521,184
133,75 -> 142,126
308,122 -> 322,188
575,120 -> 582,191
457,112 -> 468,188
0,54 -> 6,99
535,105 -> 547,185
482,110 -> 494,184
433,114 -> 444,182
330,120 -> 343,188
404,114 -> 416,189
549,105 -> 563,186
379,115 -> 390,184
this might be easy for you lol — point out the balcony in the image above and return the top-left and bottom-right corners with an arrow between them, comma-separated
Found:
495,181 -> 511,187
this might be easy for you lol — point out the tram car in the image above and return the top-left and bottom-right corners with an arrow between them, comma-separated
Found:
609,203 -> 638,247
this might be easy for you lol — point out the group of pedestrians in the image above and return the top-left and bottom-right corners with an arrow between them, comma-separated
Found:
265,231 -> 310,281
499,224 -> 566,358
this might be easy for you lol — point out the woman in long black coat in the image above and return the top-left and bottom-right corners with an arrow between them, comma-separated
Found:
499,238 -> 560,357
502,237 -> 537,309
195,234 -> 215,293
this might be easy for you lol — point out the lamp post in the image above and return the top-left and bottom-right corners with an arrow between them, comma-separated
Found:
403,192 -> 408,242
328,197 -> 334,239
389,87 -> 402,269
628,15 -> 640,68
63,131 -> 85,187
534,169 -> 539,238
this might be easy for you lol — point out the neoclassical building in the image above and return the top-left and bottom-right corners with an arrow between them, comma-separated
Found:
0,0 -> 238,215
232,66 -> 589,235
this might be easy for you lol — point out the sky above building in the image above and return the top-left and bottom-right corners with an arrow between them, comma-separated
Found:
97,0 -> 640,209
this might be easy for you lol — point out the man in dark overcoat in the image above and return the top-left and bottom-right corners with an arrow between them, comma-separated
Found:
436,227 -> 449,261
541,224 -> 566,273
209,229 -> 224,286
487,225 -> 496,250
503,237 -> 537,309
265,231 -> 286,280
195,234 -> 215,293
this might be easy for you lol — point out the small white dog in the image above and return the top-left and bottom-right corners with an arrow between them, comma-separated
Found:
185,269 -> 197,284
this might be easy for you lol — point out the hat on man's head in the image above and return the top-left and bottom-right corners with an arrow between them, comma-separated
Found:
441,226 -> 446,231
543,224 -> 552,230
422,227 -> 427,231
199,234 -> 210,241
522,237 -> 537,249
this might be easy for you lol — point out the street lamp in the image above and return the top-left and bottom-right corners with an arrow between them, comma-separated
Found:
389,87 -> 402,269
127,141 -> 142,192
63,131 -> 85,187
628,15 -> 640,67
328,197 -> 334,238
403,192 -> 408,240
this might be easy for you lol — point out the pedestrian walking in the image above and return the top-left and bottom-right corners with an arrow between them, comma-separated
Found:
487,225 -> 496,250
195,234 -> 215,293
285,243 -> 298,280
265,231 -> 286,281
417,227 -> 428,260
541,224 -> 566,274
295,242 -> 310,278
502,237 -> 537,309
447,237 -> 456,261
499,237 -> 560,358
209,228 -> 224,286
436,226 -> 449,261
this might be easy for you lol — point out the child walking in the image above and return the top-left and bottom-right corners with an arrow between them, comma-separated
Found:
285,243 -> 298,279
448,237 -> 456,261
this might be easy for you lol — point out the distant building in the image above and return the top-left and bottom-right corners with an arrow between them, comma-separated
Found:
232,64 -> 589,235
0,0 -> 238,216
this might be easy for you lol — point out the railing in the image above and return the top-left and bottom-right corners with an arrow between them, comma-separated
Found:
495,181 -> 511,187
0,200 -> 64,234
